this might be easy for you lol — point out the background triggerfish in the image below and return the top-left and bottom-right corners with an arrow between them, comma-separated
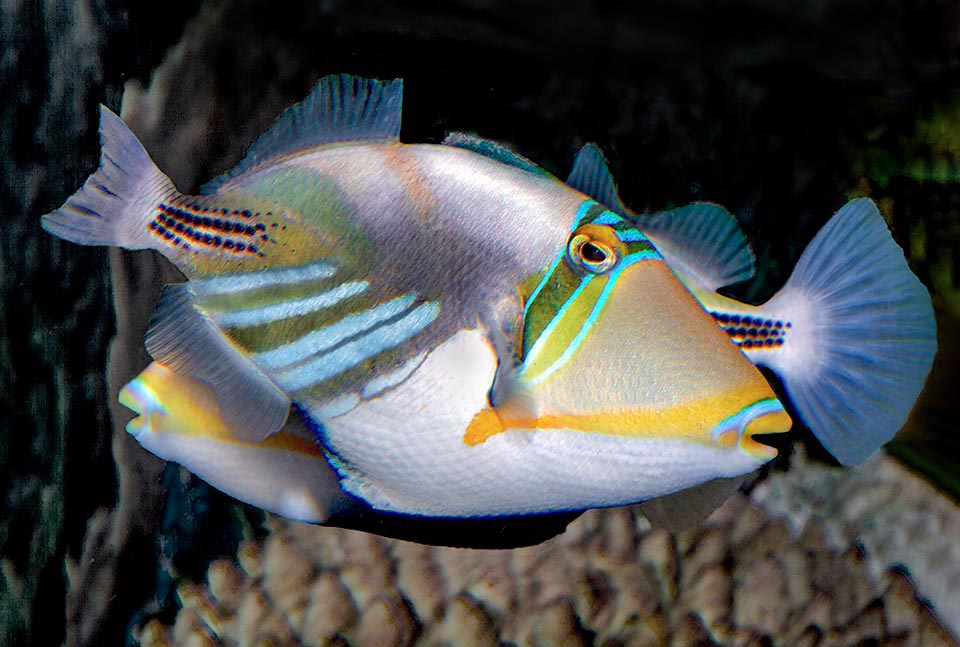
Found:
41,74 -> 937,540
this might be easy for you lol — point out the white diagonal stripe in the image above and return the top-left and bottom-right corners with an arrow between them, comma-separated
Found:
214,281 -> 368,328
254,294 -> 417,370
190,261 -> 337,297
275,302 -> 440,392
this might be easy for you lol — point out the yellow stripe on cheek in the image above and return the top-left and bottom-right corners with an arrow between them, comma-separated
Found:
522,276 -> 608,383
464,408 -> 506,446
463,382 -> 789,446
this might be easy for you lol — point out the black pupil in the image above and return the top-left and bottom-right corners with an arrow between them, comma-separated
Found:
580,242 -> 607,263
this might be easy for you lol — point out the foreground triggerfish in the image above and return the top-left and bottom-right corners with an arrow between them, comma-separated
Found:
42,74 -> 936,545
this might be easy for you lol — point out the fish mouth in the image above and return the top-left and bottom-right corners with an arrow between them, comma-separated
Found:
118,375 -> 162,439
710,398 -> 791,463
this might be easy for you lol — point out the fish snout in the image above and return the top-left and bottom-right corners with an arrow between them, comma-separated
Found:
710,398 -> 790,464
119,376 -> 165,439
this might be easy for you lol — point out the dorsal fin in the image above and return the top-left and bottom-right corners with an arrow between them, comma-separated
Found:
566,143 -> 624,213
443,132 -> 550,177
202,74 -> 403,193
566,144 -> 755,291
145,284 -> 290,442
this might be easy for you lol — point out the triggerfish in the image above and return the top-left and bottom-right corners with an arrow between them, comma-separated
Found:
41,74 -> 936,544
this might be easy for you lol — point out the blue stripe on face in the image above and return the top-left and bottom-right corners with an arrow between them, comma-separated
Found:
591,210 -> 623,226
253,294 -> 418,370
522,200 -> 662,371
709,398 -> 785,443
523,275 -> 592,368
572,204 -> 659,249
523,244 -> 663,386
621,249 -> 660,264
522,201 -> 608,331
274,301 -> 440,392
526,259 -> 636,387
524,275 -> 607,387
190,261 -> 337,296
575,200 -> 598,222
617,229 -> 654,244
214,281 -> 369,328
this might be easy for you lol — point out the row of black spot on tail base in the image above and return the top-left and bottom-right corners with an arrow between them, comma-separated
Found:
149,201 -> 279,257
711,311 -> 789,350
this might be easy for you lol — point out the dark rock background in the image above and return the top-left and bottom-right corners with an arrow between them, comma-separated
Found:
2,1 -> 959,645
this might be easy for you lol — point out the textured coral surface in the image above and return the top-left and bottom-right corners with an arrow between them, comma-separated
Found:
133,459 -> 960,647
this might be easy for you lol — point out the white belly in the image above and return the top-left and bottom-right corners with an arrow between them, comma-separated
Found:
316,329 -> 762,517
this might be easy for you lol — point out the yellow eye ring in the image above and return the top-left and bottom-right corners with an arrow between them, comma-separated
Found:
567,224 -> 625,274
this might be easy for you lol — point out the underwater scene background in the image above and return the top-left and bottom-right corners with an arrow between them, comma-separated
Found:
2,0 -> 960,645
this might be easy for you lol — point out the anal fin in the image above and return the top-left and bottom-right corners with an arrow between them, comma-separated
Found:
145,283 -> 290,442
637,474 -> 748,533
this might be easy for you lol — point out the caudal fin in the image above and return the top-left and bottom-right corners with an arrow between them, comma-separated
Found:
754,198 -> 937,465
41,106 -> 176,249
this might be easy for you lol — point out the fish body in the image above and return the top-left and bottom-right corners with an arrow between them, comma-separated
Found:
43,75 -> 935,536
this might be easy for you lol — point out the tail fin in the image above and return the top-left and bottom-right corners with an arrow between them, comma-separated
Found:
41,106 -> 176,249
754,198 -> 937,465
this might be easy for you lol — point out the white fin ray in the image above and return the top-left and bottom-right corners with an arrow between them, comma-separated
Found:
641,203 -> 756,290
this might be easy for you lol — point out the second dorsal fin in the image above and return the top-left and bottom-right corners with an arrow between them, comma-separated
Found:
203,74 -> 403,193
566,144 -> 755,291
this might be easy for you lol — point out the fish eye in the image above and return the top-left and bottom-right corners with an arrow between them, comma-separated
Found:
567,224 -> 624,274
580,241 -> 608,264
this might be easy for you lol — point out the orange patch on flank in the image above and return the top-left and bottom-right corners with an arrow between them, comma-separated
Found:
381,144 -> 438,221
464,408 -> 507,446
257,430 -> 327,457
